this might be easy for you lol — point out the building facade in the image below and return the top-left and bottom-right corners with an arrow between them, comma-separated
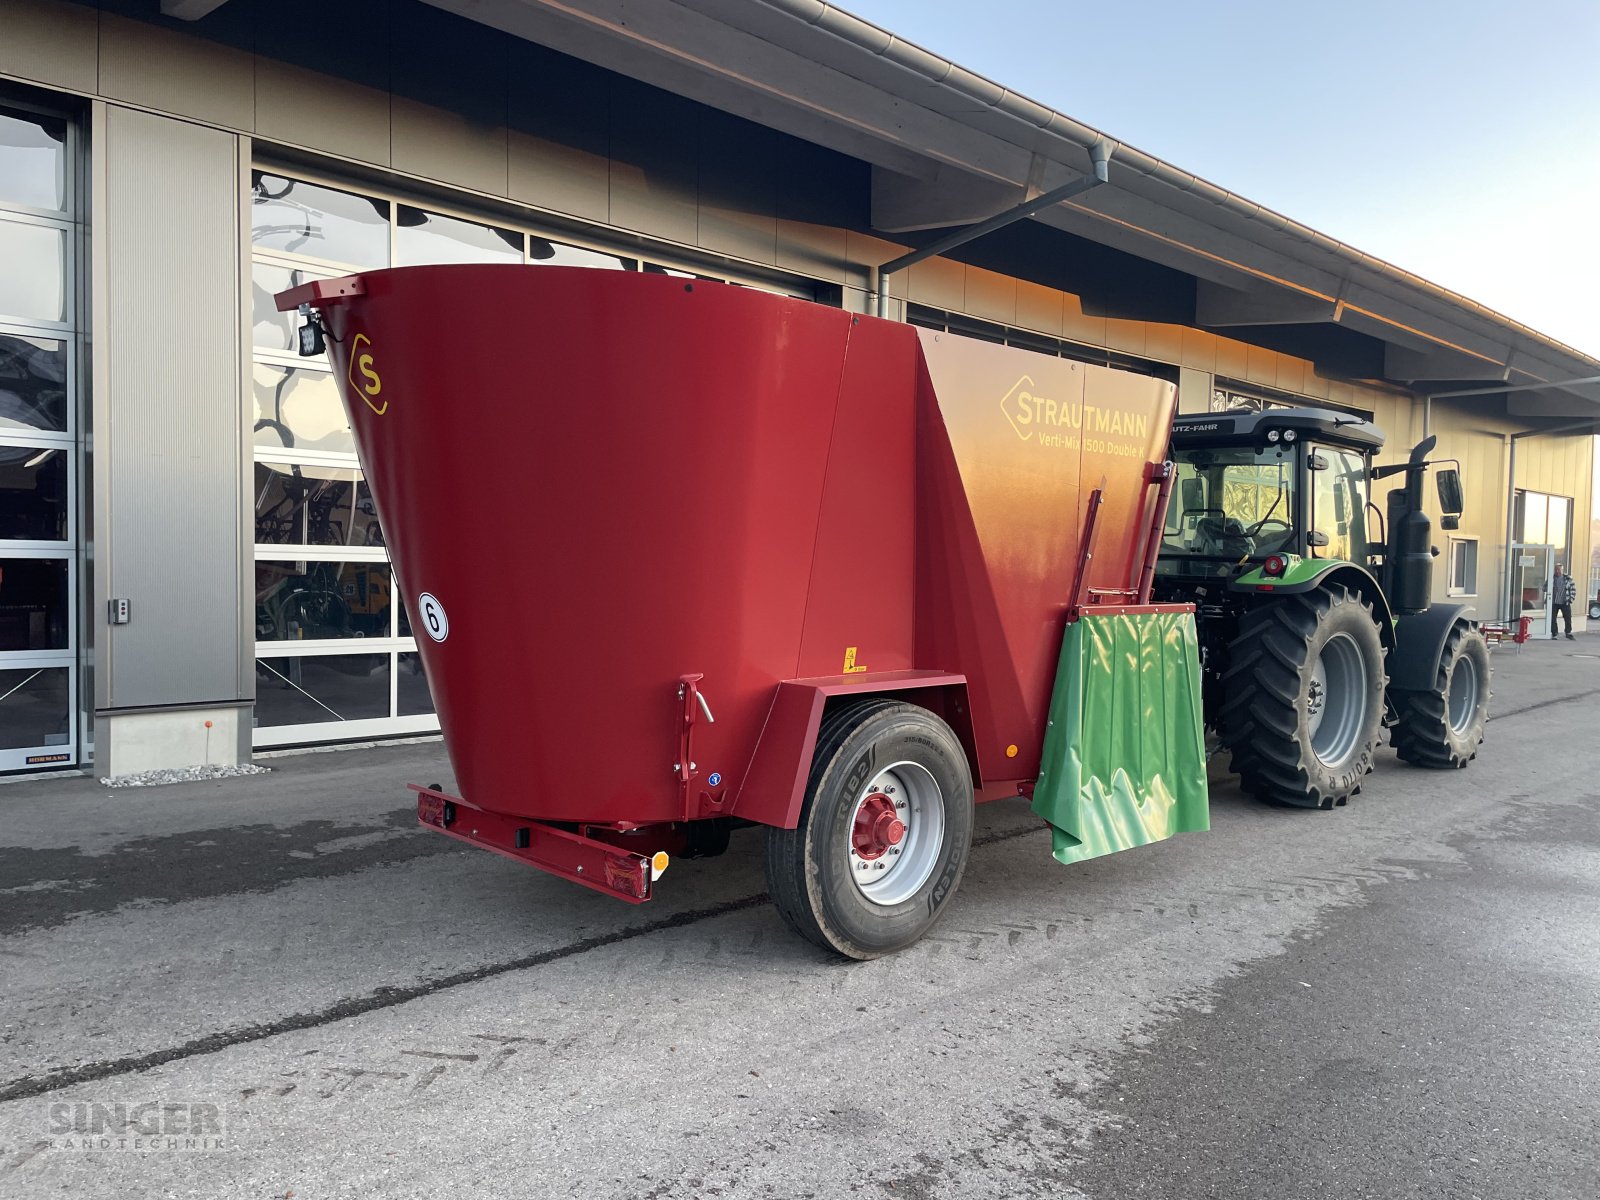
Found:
0,0 -> 1594,776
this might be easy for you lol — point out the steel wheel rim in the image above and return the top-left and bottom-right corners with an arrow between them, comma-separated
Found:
1447,653 -> 1480,735
848,760 -> 944,906
1306,632 -> 1368,768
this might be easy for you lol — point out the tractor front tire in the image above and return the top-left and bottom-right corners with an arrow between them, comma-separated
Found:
1392,622 -> 1491,769
764,699 -> 973,960
1219,584 -> 1386,809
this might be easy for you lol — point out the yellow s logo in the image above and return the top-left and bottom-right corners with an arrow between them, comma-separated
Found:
348,333 -> 387,416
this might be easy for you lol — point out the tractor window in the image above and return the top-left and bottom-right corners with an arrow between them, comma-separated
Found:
1310,448 -> 1368,562
1159,446 -> 1297,573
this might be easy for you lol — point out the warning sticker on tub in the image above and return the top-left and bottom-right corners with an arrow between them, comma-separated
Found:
417,593 -> 449,642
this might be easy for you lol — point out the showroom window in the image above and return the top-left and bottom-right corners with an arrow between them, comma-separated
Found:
249,168 -> 813,746
0,100 -> 78,773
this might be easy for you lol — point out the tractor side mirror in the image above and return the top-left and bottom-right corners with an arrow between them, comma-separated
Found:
1180,478 -> 1204,512
1436,468 -> 1464,517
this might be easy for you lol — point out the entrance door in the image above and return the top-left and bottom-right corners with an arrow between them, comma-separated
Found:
0,101 -> 79,772
1510,543 -> 1554,636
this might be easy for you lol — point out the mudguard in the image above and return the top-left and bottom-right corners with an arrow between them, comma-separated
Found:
1232,560 -> 1396,650
1390,604 -> 1473,692
729,672 -> 974,829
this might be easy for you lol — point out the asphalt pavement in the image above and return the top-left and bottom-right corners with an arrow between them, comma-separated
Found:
0,632 -> 1596,1198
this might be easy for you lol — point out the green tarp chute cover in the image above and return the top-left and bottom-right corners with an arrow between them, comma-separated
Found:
1031,609 -> 1209,865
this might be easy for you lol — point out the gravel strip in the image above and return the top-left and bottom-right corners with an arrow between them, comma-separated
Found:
99,764 -> 273,788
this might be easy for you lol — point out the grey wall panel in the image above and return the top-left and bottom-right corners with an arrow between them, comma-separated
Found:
104,106 -> 243,708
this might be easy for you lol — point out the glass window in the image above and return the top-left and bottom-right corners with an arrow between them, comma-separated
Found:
1159,445 -> 1297,574
256,560 -> 391,642
1448,539 -> 1478,595
0,334 -> 68,432
253,363 -> 353,455
254,464 -> 382,548
254,653 -> 392,726
531,237 -> 632,271
0,219 -> 65,324
1547,495 -> 1572,562
0,557 -> 69,651
1211,388 -> 1290,414
397,652 -> 435,715
252,261 -> 336,357
1516,490 -> 1548,544
0,445 -> 68,541
251,172 -> 390,268
0,666 -> 70,751
0,109 -> 67,212
1310,448 -> 1368,561
396,207 -> 523,266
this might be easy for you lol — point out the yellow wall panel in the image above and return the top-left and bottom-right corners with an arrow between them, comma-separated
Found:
392,97 -> 508,198
1015,280 -> 1064,337
0,0 -> 97,93
1180,327 -> 1217,373
98,14 -> 254,132
255,58 -> 390,167
508,131 -> 609,225
774,219 -> 849,285
698,203 -> 778,266
963,266 -> 1016,325
905,256 -> 964,311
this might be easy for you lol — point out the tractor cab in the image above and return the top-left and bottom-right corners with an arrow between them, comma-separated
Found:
1156,407 -> 1385,580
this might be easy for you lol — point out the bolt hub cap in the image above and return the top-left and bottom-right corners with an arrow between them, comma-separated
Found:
851,793 -> 905,860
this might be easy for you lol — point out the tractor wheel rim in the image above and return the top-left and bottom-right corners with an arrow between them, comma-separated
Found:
848,761 -> 944,907
1448,653 -> 1480,735
1307,632 -> 1368,768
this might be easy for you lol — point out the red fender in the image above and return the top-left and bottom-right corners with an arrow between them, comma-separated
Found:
729,671 -> 977,829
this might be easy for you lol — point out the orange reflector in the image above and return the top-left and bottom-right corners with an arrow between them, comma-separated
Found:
650,851 -> 669,880
1005,744 -> 1019,758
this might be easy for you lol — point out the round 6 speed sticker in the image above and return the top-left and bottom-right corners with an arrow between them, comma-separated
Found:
417,592 -> 450,642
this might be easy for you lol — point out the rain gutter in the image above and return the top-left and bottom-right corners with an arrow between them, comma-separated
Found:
764,0 -> 1599,378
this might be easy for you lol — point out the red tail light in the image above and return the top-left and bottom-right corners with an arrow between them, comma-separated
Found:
1263,555 -> 1287,577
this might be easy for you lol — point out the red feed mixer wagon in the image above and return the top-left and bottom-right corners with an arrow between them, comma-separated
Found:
277,266 -> 1209,957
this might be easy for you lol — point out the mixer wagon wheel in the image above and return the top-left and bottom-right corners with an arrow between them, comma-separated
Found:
764,699 -> 974,959
1218,583 -> 1385,810
1391,622 -> 1490,769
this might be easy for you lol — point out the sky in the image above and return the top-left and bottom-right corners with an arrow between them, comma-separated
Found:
838,0 -> 1600,361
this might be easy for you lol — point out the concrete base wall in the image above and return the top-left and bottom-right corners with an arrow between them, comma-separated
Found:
94,706 -> 252,778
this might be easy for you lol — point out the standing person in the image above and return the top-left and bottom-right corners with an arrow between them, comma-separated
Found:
1551,563 -> 1576,640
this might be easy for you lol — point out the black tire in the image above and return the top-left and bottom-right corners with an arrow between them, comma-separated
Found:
764,699 -> 974,959
1219,584 -> 1386,809
1392,623 -> 1491,769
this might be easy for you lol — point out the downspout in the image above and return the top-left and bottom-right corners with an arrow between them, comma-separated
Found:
874,140 -> 1112,319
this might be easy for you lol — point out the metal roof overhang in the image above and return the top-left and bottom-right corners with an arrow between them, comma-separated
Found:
420,0 -> 1600,426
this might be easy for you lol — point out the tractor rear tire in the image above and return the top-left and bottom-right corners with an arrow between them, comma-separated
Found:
764,699 -> 973,960
1392,622 -> 1491,769
1219,584 -> 1386,809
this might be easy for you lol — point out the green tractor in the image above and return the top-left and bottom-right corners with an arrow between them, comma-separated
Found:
1152,407 -> 1491,809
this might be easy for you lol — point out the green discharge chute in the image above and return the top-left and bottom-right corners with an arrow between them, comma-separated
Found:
1031,609 -> 1210,865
